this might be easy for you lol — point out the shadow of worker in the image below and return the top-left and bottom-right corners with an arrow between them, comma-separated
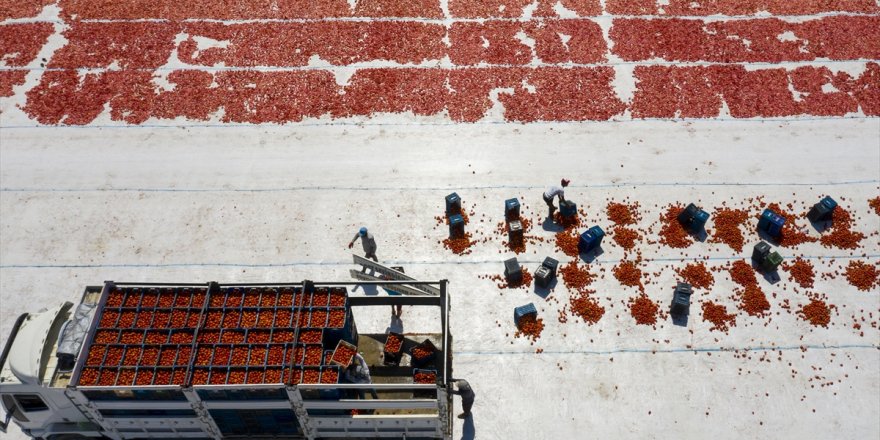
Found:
461,415 -> 475,440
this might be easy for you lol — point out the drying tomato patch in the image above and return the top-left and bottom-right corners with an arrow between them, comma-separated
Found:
798,298 -> 833,327
611,226 -> 641,251
614,260 -> 644,291
701,302 -> 736,332
1,0 -> 53,20
57,0 -> 351,20
555,229 -> 581,256
569,293 -> 605,324
515,314 -> 545,342
0,23 -> 54,67
559,260 -> 594,291
783,258 -> 815,288
676,262 -> 714,290
709,208 -> 750,252
449,0 -> 601,17
729,260 -> 758,287
869,197 -> 880,216
604,0 -> 879,16
180,22 -> 445,68
658,204 -> 692,248
844,261 -> 879,291
738,285 -> 771,317
819,207 -> 865,250
628,294 -> 659,325
611,17 -> 880,63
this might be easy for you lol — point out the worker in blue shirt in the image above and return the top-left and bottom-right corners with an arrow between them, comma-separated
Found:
349,227 -> 378,261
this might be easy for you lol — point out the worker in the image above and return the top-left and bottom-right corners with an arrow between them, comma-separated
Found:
450,378 -> 475,419
344,352 -> 379,400
348,227 -> 378,262
543,179 -> 570,218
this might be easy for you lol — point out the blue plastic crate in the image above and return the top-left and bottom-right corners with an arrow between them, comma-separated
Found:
758,209 -> 786,238
504,258 -> 522,283
678,203 -> 710,232
577,226 -> 605,254
505,198 -> 520,220
448,214 -> 465,238
807,196 -> 837,223
693,209 -> 710,230
514,303 -> 537,326
542,256 -> 559,276
670,282 -> 692,315
445,192 -> 461,215
559,200 -> 577,217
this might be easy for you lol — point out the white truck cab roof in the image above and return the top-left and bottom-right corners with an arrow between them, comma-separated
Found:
2,305 -> 66,386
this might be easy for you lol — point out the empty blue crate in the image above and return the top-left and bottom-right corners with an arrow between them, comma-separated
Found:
577,226 -> 605,254
505,198 -> 520,220
559,200 -> 577,217
807,196 -> 837,223
449,214 -> 465,238
677,203 -> 710,232
757,208 -> 786,238
445,192 -> 461,216
514,303 -> 537,326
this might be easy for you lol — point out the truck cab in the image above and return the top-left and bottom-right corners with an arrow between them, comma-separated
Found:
1,287 -> 105,439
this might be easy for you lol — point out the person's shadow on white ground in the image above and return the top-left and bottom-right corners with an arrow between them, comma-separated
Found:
461,415 -> 475,440
385,315 -> 403,334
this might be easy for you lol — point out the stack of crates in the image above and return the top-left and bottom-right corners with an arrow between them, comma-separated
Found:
807,196 -> 837,223
677,203 -> 710,232
76,286 -> 208,387
752,241 -> 783,273
758,208 -> 786,240
74,283 -> 358,390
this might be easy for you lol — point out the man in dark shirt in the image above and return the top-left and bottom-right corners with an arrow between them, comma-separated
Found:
450,379 -> 475,419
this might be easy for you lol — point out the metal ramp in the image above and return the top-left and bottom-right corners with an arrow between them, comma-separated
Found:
349,254 -> 440,296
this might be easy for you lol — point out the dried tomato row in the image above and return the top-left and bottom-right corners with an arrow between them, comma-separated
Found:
606,0 -> 878,17
450,0 -> 601,18
612,17 -> 880,63
58,0 -> 443,20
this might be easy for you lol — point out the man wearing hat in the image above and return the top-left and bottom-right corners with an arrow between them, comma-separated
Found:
543,179 -> 570,218
349,226 -> 378,262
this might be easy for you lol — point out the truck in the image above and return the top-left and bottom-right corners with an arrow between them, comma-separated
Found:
0,266 -> 453,440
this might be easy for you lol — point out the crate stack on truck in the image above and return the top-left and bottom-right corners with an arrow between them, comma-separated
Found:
75,284 -> 356,389
1,278 -> 452,439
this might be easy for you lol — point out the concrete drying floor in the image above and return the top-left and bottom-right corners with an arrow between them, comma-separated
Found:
1,119 -> 878,439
